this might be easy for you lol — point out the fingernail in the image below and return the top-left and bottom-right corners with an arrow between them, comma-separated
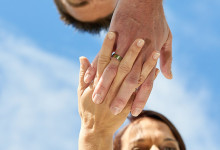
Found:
137,39 -> 145,48
153,52 -> 160,60
132,108 -> 142,117
79,56 -> 84,64
84,74 -> 90,83
93,94 -> 102,104
108,32 -> 115,40
110,107 -> 121,115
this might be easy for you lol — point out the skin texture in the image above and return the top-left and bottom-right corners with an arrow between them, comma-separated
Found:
78,32 -> 159,150
121,118 -> 180,150
84,0 -> 173,117
61,0 -> 117,22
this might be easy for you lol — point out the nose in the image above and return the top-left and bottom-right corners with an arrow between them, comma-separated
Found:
150,145 -> 160,150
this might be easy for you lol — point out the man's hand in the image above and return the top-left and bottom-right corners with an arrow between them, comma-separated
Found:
84,0 -> 172,116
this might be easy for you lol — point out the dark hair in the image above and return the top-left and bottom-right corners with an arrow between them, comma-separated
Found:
53,0 -> 113,34
114,110 -> 186,150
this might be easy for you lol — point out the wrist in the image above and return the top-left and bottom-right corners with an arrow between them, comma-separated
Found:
79,127 -> 114,150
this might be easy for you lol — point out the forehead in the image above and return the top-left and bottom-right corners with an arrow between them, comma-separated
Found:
121,118 -> 176,145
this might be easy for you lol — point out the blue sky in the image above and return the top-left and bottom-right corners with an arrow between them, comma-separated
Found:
0,0 -> 219,150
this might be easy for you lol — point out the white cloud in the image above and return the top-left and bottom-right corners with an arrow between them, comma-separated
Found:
147,72 -> 219,150
0,28 -> 80,150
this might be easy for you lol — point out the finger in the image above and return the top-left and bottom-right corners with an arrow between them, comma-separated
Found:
92,59 -> 119,104
96,32 -> 116,82
154,68 -> 160,80
105,39 -> 145,114
93,39 -> 145,105
120,93 -> 136,116
78,57 -> 91,96
138,50 -> 160,86
160,30 -> 173,79
109,56 -> 142,115
84,54 -> 98,83
131,68 -> 156,116
110,50 -> 160,115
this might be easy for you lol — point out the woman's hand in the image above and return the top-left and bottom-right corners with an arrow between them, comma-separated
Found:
78,32 -> 159,150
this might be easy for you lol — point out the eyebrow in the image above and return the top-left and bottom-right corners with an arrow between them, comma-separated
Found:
130,138 -> 178,144
164,138 -> 178,142
66,0 -> 89,8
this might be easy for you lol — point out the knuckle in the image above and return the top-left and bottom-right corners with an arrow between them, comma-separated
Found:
87,66 -> 95,74
138,74 -> 145,85
142,80 -> 154,91
145,59 -> 156,70
98,83 -> 106,92
126,73 -> 139,85
119,63 -> 131,74
98,55 -> 111,65
105,64 -> 118,76
115,97 -> 127,107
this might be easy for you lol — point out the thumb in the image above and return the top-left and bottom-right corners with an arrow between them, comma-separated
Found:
78,56 -> 91,95
160,30 -> 173,79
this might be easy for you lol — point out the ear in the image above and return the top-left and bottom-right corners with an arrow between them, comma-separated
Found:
78,57 -> 91,96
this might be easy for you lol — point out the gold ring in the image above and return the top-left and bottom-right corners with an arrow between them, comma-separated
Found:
112,53 -> 123,61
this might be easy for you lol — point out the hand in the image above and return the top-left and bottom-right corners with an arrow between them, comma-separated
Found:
78,32 -> 159,150
84,0 -> 172,116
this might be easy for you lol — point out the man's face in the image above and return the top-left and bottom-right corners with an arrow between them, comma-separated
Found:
61,0 -> 117,22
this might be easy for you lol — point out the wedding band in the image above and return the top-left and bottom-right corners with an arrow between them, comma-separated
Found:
112,53 -> 123,61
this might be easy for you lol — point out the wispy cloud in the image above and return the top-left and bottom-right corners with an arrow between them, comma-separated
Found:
148,73 -> 219,150
0,27 -> 80,150
164,0 -> 220,51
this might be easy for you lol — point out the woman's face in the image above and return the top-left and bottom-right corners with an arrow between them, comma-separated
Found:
121,118 -> 180,150
61,0 -> 118,22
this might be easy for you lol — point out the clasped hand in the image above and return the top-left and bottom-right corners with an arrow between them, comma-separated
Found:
78,32 -> 159,140
81,0 -> 172,117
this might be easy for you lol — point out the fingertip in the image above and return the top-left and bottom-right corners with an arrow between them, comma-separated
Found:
152,51 -> 160,60
79,56 -> 89,65
162,69 -> 173,80
110,106 -> 121,115
155,68 -> 160,79
92,93 -> 103,104
136,39 -> 145,48
107,32 -> 116,40
131,108 -> 142,117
